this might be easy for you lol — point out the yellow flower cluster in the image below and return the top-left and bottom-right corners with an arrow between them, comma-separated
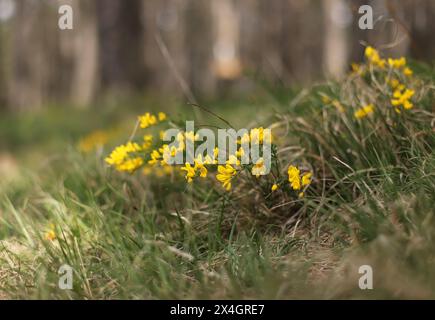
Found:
216,164 -> 237,191
354,104 -> 375,119
106,115 -> 312,199
288,165 -> 312,197
365,46 -> 386,69
391,88 -> 415,111
388,57 -> 413,76
365,47 -> 414,77
180,152 -> 218,183
105,142 -> 143,173
138,112 -> 167,129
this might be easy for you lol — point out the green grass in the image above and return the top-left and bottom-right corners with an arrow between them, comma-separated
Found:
1,58 -> 435,299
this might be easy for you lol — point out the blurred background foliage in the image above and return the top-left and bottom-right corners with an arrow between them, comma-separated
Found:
0,0 -> 434,112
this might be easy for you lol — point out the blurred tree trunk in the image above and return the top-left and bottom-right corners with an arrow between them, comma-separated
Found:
280,0 -> 324,84
184,0 -> 215,97
97,0 -> 146,94
405,0 -> 435,62
142,0 -> 189,98
0,27 -> 6,108
323,0 -> 349,77
10,1 -> 47,109
68,0 -> 99,107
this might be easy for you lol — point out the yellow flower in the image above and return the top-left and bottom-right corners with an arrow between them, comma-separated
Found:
181,163 -> 196,183
403,67 -> 413,77
158,112 -> 167,121
216,164 -> 236,191
118,157 -> 144,173
354,104 -> 375,119
388,57 -> 406,69
271,184 -> 279,192
391,88 -> 415,110
138,112 -> 157,129
288,165 -> 301,191
194,155 -> 208,178
251,157 -> 267,178
143,134 -> 153,149
365,46 -> 386,69
105,142 -> 142,172
351,63 -> 360,73
301,172 -> 312,186
78,130 -> 110,153
148,149 -> 161,165
44,224 -> 56,241
350,63 -> 365,76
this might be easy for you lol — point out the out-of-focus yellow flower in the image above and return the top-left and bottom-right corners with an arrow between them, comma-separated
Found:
403,67 -> 413,76
78,130 -> 111,153
138,112 -> 157,129
351,63 -> 365,76
251,157 -> 266,178
117,157 -> 144,173
332,100 -> 345,113
365,46 -> 386,69
354,104 -> 375,119
143,134 -> 153,149
148,149 -> 161,165
388,57 -> 406,69
271,184 -> 279,192
391,88 -> 415,110
158,112 -> 167,121
386,78 -> 405,91
321,94 -> 332,104
159,130 -> 165,140
44,223 -> 56,241
216,164 -> 236,191
301,172 -> 312,186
